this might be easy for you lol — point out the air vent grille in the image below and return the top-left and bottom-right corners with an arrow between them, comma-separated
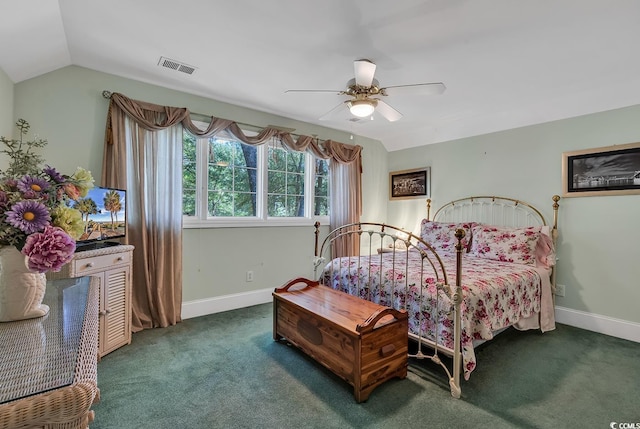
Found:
158,57 -> 197,75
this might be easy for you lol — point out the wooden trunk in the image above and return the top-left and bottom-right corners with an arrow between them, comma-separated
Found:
273,278 -> 408,402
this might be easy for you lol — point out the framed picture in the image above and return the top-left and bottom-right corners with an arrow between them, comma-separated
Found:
562,142 -> 640,197
389,167 -> 431,200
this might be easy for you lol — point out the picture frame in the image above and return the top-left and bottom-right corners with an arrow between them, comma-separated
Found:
389,167 -> 430,200
562,142 -> 640,197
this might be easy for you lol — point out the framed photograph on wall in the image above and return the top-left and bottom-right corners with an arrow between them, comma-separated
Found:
562,142 -> 640,197
389,167 -> 430,200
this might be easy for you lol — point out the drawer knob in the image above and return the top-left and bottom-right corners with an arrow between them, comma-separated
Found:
116,257 -> 123,261
86,262 -> 94,268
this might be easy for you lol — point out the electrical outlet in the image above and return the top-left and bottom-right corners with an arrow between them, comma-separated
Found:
246,271 -> 254,282
555,284 -> 565,297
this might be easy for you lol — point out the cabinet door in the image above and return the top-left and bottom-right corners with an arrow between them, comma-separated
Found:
101,265 -> 131,356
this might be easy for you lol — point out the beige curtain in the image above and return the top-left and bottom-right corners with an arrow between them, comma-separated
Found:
328,143 -> 362,257
103,96 -> 186,331
125,120 -> 183,330
103,92 -> 362,331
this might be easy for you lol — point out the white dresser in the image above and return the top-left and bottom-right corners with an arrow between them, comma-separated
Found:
49,244 -> 134,357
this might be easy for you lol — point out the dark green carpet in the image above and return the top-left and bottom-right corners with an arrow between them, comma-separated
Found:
91,303 -> 640,429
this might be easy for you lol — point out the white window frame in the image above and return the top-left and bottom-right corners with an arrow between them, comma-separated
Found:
183,130 -> 330,228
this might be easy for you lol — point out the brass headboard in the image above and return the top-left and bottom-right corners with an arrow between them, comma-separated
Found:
427,195 -> 560,231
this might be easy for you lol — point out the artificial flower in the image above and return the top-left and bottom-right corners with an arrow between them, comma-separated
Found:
50,205 -> 84,239
64,183 -> 81,200
70,167 -> 94,198
0,191 -> 8,210
5,200 -> 51,235
21,225 -> 76,273
17,176 -> 50,194
43,165 -> 65,183
1,119 -> 94,272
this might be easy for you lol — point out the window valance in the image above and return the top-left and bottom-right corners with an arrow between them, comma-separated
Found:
104,92 -> 361,164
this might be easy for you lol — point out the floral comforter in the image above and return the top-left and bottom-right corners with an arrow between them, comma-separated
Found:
321,250 -> 552,380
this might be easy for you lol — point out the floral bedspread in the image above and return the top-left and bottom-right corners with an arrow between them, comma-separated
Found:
321,250 -> 546,380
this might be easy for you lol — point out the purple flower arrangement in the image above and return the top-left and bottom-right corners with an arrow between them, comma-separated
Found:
1,120 -> 94,273
0,167 -> 94,272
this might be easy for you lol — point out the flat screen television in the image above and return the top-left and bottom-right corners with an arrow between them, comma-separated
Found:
71,186 -> 126,250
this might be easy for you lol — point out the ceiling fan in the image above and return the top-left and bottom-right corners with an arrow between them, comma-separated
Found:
285,59 -> 445,122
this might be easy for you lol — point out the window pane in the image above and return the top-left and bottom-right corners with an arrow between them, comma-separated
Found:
183,190 -> 196,216
209,191 -> 233,216
183,128 -> 330,223
268,146 -> 286,171
233,144 -> 247,167
287,195 -> 304,217
267,145 -> 307,218
183,134 -> 196,162
210,164 -> 232,191
203,135 -> 259,217
315,158 -> 328,175
237,144 -> 257,169
286,151 -> 305,172
235,192 -> 256,216
314,177 -> 328,197
314,196 -> 328,216
268,194 -> 286,217
268,171 -> 286,194
286,172 -> 304,195
211,139 -> 233,165
314,159 -> 329,216
234,167 -> 252,192
182,134 -> 197,216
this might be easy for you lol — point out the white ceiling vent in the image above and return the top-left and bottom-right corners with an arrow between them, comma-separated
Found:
158,56 -> 197,75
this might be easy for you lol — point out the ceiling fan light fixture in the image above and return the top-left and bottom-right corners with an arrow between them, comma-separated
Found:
348,99 -> 376,118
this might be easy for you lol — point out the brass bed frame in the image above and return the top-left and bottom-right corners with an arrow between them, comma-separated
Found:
313,195 -> 560,398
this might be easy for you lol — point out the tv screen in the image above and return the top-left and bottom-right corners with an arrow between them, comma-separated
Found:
72,186 -> 126,243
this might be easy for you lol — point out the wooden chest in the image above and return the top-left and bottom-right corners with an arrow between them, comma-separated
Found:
273,278 -> 408,402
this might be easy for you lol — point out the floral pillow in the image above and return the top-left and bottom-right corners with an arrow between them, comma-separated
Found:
418,219 -> 475,255
536,226 -> 556,269
470,225 -> 541,265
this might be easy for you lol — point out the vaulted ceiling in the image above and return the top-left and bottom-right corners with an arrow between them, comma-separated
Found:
2,0 -> 640,151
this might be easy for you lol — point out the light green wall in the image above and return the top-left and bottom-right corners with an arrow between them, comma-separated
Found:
13,65 -> 387,302
0,67 -> 14,155
13,65 -> 639,326
388,105 -> 640,324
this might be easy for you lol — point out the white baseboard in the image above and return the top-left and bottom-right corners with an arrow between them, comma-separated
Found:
555,306 -> 640,343
182,295 -> 640,344
181,287 -> 274,320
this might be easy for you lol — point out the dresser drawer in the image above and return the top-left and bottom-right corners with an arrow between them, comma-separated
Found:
72,251 -> 132,274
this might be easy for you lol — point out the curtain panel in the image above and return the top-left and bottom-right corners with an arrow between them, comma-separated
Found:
123,120 -> 184,331
103,92 -> 362,330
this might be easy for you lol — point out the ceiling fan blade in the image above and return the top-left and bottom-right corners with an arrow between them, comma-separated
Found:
375,99 -> 403,122
382,82 -> 446,96
319,102 -> 348,121
354,59 -> 377,87
285,89 -> 344,94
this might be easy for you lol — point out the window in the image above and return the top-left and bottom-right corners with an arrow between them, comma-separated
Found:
183,129 -> 329,227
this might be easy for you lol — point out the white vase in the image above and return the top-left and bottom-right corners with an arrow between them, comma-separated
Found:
0,245 -> 49,322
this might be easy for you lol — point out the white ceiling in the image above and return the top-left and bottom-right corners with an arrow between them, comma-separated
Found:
2,0 -> 640,151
